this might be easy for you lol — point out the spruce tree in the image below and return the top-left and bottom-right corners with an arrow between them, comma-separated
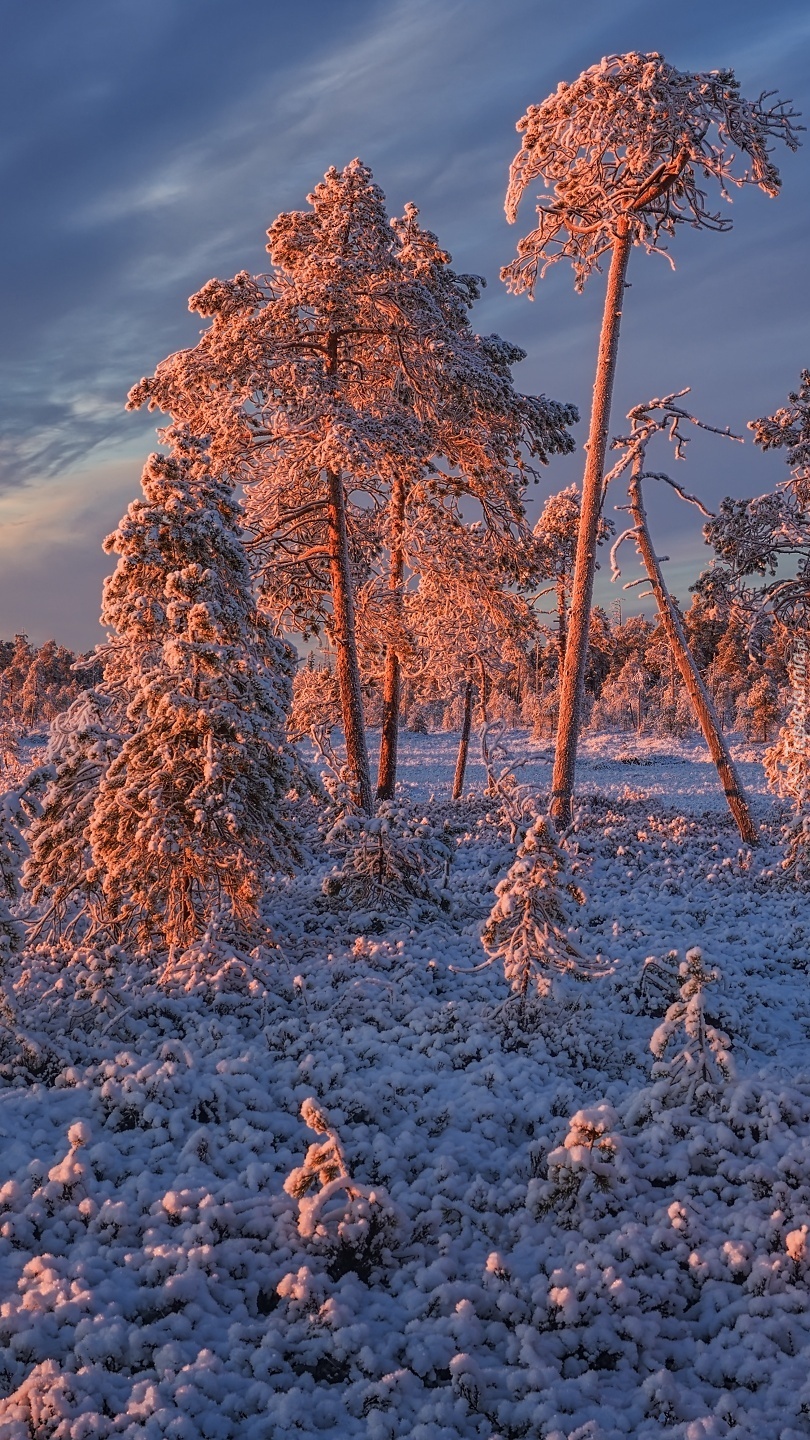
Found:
89,430 -> 300,950
22,689 -> 118,939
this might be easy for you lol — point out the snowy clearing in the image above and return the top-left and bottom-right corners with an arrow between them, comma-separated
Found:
1,732 -> 809,1440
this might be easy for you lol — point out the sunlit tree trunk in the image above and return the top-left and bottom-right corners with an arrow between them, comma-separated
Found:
326,467 -> 373,814
452,679 -> 474,800
376,473 -> 406,800
629,458 -> 758,845
551,222 -> 632,826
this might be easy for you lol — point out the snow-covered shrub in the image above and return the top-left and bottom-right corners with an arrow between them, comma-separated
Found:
156,933 -> 277,1002
284,1098 -> 399,1280
531,1101 -> 635,1225
650,946 -> 735,1106
478,814 -> 587,1001
635,949 -> 681,1015
323,801 -> 452,924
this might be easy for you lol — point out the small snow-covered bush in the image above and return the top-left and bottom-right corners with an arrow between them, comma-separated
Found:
478,814 -> 587,1000
323,801 -> 452,924
650,946 -> 735,1106
284,1097 -> 400,1280
531,1100 -> 635,1224
634,948 -> 681,1015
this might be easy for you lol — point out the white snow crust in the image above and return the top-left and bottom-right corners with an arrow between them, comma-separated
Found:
1,732 -> 809,1440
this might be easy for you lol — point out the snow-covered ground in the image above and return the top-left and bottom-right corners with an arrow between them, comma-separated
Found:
1,731 -> 809,1440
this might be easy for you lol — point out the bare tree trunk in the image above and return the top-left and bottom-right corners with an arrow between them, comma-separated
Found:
326,467 -> 373,814
376,473 -> 406,800
629,461 -> 758,845
551,223 -> 632,826
452,679 -> 474,800
556,577 -> 568,665
477,655 -> 490,726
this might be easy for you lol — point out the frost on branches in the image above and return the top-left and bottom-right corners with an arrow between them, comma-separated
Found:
128,159 -> 577,808
650,947 -> 735,1108
22,690 -> 118,940
88,431 -> 301,950
479,814 -> 587,1002
284,1098 -> 399,1281
503,49 -> 799,829
503,52 -> 800,295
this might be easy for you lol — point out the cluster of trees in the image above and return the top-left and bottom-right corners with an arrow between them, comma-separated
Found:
311,574 -> 788,750
0,636 -> 91,759
2,50 -> 808,964
0,636 -> 88,737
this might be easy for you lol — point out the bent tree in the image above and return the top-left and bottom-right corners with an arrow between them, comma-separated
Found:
130,162 -> 576,813
503,51 -> 800,825
609,393 -> 758,844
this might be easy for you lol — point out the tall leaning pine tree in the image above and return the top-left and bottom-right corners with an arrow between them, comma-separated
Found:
503,52 -> 800,825
89,430 -> 300,951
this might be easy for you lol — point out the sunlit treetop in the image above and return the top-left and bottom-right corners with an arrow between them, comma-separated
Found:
129,160 -> 577,497
503,51 -> 802,294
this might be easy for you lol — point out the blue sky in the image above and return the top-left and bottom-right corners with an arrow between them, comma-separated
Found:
1,0 -> 809,648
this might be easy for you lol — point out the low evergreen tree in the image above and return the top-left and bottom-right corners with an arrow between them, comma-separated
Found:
650,947 -> 734,1106
22,690 -> 118,940
479,814 -> 587,1000
88,431 -> 301,950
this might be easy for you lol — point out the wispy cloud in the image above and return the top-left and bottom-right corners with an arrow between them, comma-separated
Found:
0,0 -> 808,643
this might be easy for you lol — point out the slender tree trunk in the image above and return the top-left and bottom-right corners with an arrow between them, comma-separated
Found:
556,577 -> 568,665
376,473 -> 406,800
629,461 -> 758,845
477,655 -> 490,726
452,679 -> 474,799
551,223 -> 632,826
326,467 -> 373,814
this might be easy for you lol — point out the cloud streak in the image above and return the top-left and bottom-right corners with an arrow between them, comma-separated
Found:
1,0 -> 808,644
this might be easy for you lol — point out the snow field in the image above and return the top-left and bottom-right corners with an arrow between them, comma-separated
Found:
0,734 -> 809,1439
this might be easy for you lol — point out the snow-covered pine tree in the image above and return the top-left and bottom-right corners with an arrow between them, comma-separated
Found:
128,161 -> 577,811
764,639 -> 810,885
284,1097 -> 399,1279
650,947 -> 734,1106
503,52 -> 800,826
88,430 -> 300,950
22,689 -> 118,940
479,814 -> 587,1001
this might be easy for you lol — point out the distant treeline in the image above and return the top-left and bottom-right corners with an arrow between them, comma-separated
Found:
0,635 -> 102,736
